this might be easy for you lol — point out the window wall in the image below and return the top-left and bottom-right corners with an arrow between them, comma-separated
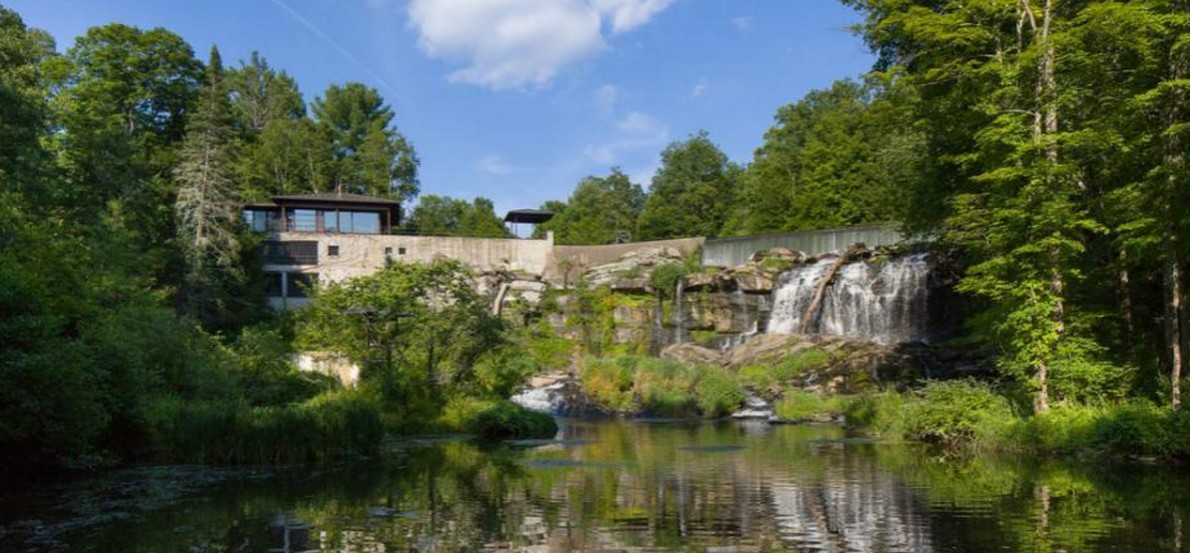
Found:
283,208 -> 383,234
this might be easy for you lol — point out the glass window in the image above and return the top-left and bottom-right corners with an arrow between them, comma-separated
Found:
328,245 -> 339,256
289,209 -> 318,232
344,211 -> 381,234
287,273 -> 317,298
243,210 -> 274,232
324,210 -> 339,233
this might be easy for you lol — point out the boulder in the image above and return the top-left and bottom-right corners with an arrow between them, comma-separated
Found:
731,270 -> 774,294
660,343 -> 725,366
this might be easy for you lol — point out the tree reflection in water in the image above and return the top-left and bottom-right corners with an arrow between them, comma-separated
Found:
6,420 -> 1190,552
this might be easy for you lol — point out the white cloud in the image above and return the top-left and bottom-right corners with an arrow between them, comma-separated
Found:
407,0 -> 678,90
584,111 -> 669,164
594,84 -> 621,117
476,154 -> 515,175
731,16 -> 753,30
690,79 -> 709,97
591,0 -> 678,33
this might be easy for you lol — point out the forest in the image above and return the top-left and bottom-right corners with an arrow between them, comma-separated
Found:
1,0 -> 1189,478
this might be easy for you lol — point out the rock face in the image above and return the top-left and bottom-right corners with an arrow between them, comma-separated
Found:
583,247 -> 685,289
660,343 -> 724,366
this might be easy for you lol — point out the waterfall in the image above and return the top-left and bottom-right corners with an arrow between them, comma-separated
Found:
768,254 -> 930,345
672,278 -> 685,344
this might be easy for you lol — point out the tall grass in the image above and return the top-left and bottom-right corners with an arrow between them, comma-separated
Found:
142,390 -> 384,465
581,356 -> 744,418
739,347 -> 832,389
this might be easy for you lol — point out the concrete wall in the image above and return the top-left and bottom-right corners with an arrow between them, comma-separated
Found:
266,231 -> 553,285
701,225 -> 904,267
548,237 -> 705,282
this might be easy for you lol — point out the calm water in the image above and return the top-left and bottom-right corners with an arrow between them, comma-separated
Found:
3,420 -> 1189,552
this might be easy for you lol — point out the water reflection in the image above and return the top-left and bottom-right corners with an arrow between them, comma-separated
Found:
3,420 -> 1189,552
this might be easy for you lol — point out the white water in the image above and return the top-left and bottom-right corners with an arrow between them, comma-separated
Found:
511,382 -> 568,414
768,254 -> 930,345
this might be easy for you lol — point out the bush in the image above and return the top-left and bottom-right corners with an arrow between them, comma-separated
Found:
694,366 -> 745,417
900,380 -> 1015,447
467,401 -> 558,440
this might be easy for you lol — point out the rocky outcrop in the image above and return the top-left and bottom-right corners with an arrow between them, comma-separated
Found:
660,343 -> 724,366
583,247 -> 685,289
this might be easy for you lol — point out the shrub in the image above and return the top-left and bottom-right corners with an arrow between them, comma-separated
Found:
901,380 -> 1015,447
467,400 -> 558,440
694,366 -> 746,417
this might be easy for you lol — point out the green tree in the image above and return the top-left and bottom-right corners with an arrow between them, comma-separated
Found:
225,51 -> 304,136
537,168 -> 644,244
637,131 -> 741,240
0,5 -> 54,201
406,195 -> 511,238
311,82 -> 419,200
296,260 -> 506,427
724,76 -> 924,235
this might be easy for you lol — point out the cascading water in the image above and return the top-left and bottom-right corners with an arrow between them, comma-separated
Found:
672,278 -> 685,344
768,254 -> 930,345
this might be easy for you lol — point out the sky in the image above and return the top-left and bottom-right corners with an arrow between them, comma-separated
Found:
7,0 -> 875,216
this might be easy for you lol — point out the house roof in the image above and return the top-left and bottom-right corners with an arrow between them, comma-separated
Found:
503,209 -> 555,224
271,192 -> 402,206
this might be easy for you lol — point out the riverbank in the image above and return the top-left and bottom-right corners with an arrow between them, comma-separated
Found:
549,350 -> 1190,461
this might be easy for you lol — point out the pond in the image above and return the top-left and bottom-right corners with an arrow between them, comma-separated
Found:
2,420 -> 1188,552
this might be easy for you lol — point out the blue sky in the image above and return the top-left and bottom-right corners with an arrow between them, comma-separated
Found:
8,0 -> 875,215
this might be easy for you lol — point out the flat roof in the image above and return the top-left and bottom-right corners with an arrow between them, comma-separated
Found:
503,209 -> 555,224
272,192 -> 401,206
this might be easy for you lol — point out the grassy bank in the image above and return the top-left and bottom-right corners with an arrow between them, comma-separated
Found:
842,380 -> 1190,458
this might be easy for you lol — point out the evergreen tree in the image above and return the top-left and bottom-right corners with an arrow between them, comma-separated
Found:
311,82 -> 419,200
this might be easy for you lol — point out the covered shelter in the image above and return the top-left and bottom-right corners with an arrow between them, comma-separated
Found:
503,209 -> 555,237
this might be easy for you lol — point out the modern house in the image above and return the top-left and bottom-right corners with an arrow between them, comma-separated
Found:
245,192 -> 556,309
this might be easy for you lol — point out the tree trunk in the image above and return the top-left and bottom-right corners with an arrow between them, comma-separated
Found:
1167,239 -> 1185,409
1031,0 -> 1061,413
1119,247 -> 1135,336
800,245 -> 860,334
1166,21 -> 1187,409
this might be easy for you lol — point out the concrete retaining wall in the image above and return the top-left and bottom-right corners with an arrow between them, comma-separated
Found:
701,225 -> 904,267
269,231 -> 553,284
548,237 -> 705,283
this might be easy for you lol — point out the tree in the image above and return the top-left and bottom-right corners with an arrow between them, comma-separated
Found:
225,51 -> 304,136
0,6 -> 54,201
637,131 -> 741,240
174,46 -> 250,331
724,76 -> 924,235
406,195 -> 511,238
311,82 -> 419,200
537,168 -> 645,245
296,260 -> 505,425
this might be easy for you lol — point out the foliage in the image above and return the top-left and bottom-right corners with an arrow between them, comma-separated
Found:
141,390 -> 384,465
637,131 -> 742,240
535,168 -> 645,245
846,380 -> 1016,449
406,194 -> 511,237
739,347 -> 832,389
311,82 -> 418,200
466,400 -> 559,440
580,356 -> 744,418
774,391 -> 846,421
724,76 -> 923,235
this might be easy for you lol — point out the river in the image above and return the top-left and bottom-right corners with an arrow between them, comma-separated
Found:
2,420 -> 1187,552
